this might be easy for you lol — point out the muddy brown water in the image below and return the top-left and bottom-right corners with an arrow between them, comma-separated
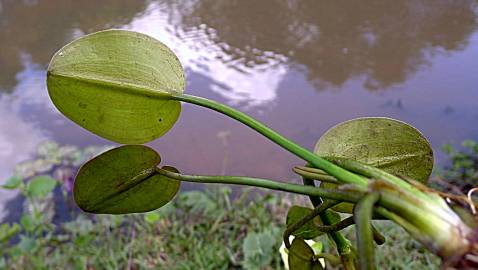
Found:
0,0 -> 477,219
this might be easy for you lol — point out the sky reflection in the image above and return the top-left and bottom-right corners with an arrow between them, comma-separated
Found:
0,0 -> 477,192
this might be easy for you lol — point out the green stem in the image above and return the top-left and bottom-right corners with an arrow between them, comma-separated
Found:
302,177 -> 358,270
315,253 -> 341,266
355,193 -> 380,270
327,157 -> 431,202
283,200 -> 340,248
293,167 -> 338,183
156,167 -> 363,202
171,94 -> 367,187
371,226 -> 386,245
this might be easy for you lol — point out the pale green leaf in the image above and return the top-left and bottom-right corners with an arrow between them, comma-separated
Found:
27,176 -> 57,198
47,30 -> 185,144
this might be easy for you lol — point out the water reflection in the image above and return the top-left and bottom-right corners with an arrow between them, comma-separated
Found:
0,0 -> 477,189
0,0 -> 148,92
167,0 -> 477,90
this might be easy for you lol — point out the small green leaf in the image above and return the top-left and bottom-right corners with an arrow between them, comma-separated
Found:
17,235 -> 38,253
1,176 -> 22,190
0,223 -> 20,243
309,241 -> 323,255
144,212 -> 161,224
288,238 -> 324,270
74,145 -> 180,214
20,215 -> 35,232
47,30 -> 185,144
286,206 -> 322,239
26,176 -> 57,198
242,229 -> 279,269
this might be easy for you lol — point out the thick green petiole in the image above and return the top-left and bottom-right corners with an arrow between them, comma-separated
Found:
171,94 -> 368,187
293,166 -> 339,183
155,167 -> 364,202
355,193 -> 380,270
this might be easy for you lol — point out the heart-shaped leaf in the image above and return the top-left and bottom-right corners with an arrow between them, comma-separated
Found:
286,206 -> 322,239
315,117 -> 433,213
74,145 -> 180,214
47,30 -> 185,144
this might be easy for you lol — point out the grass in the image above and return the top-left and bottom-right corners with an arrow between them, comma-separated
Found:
0,185 -> 440,270
3,139 -> 474,269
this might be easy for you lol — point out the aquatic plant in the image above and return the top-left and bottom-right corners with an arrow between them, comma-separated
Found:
46,29 -> 478,269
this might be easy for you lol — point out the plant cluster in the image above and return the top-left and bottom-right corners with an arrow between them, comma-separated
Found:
44,29 -> 478,269
435,140 -> 478,193
0,142 -> 442,269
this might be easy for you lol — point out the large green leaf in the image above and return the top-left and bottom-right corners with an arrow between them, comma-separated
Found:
315,117 -> 433,182
315,117 -> 433,213
47,30 -> 185,144
74,145 -> 180,214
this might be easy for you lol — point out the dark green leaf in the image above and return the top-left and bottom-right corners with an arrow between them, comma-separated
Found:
286,206 -> 322,239
47,30 -> 185,144
26,176 -> 57,198
74,145 -> 180,214
288,238 -> 324,270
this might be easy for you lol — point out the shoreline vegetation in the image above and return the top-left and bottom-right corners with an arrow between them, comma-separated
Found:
0,140 -> 476,269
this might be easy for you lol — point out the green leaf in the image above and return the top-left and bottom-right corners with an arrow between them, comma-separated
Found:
288,238 -> 324,270
315,117 -> 433,213
0,223 -> 20,243
74,145 -> 180,214
47,29 -> 185,144
17,235 -> 38,253
242,228 -> 279,270
315,117 -> 433,182
20,215 -> 35,232
1,176 -> 22,190
144,212 -> 161,224
286,206 -> 322,239
26,176 -> 57,198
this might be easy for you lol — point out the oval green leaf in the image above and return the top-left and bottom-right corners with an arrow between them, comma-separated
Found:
74,145 -> 180,214
315,117 -> 433,182
315,117 -> 433,213
286,206 -> 322,239
47,30 -> 185,144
